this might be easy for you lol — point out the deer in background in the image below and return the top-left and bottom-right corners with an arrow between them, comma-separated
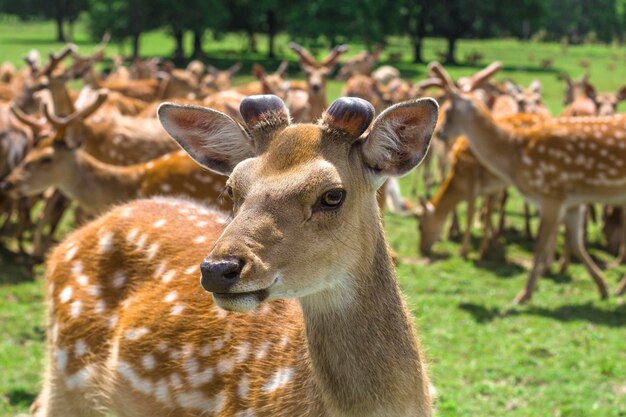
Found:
289,42 -> 348,121
31,94 -> 438,416
560,73 -> 597,117
336,44 -> 383,80
430,61 -> 626,303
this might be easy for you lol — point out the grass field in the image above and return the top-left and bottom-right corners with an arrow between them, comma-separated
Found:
1,18 -> 626,417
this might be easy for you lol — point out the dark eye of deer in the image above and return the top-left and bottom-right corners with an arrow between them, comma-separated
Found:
319,189 -> 346,211
224,185 -> 234,200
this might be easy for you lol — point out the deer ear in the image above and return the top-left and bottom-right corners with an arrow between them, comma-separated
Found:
361,98 -> 438,177
158,103 -> 253,175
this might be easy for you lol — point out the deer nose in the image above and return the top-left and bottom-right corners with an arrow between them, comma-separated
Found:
200,258 -> 244,293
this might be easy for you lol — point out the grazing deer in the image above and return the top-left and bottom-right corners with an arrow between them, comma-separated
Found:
289,42 -> 348,121
31,94 -> 438,417
430,62 -> 621,303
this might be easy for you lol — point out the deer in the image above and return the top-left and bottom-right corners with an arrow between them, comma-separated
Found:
289,42 -> 348,121
336,44 -> 383,80
202,63 -> 242,92
30,94 -> 438,417
588,85 -> 626,116
560,73 -> 597,117
429,61 -> 625,303
1,140 -> 230,217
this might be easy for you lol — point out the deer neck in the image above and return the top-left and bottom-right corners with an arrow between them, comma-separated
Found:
457,99 -> 517,184
299,208 -> 430,417
48,80 -> 75,116
59,150 -> 144,215
429,171 -> 466,229
308,89 -> 327,121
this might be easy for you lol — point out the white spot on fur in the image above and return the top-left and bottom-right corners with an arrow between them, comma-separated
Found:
126,228 -> 139,243
193,236 -> 207,244
94,300 -> 106,314
112,271 -> 127,289
146,243 -> 159,260
135,233 -> 148,250
255,341 -> 270,360
238,374 -> 249,399
56,348 -> 68,372
175,390 -> 225,413
235,342 -> 250,363
164,291 -> 177,303
154,261 -> 168,278
155,378 -> 170,403
117,361 -> 153,394
125,327 -> 149,340
263,368 -> 293,393
70,300 -> 82,318
216,358 -> 234,374
98,231 -> 114,253
162,270 -> 176,283
185,265 -> 198,275
171,303 -> 185,315
109,314 -> 119,329
60,286 -> 73,303
65,246 -> 78,261
75,340 -> 88,357
153,219 -> 167,228
161,183 -> 171,192
66,366 -> 93,389
76,274 -> 89,286
142,354 -> 156,370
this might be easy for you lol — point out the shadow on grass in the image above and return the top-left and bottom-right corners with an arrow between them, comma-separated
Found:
0,245 -> 34,284
459,301 -> 626,327
6,388 -> 37,407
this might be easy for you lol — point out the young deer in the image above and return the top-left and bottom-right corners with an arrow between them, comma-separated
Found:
431,62 -> 621,303
33,94 -> 438,417
289,42 -> 348,121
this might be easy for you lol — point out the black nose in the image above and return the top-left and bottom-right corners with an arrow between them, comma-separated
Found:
0,182 -> 11,192
311,84 -> 321,93
200,258 -> 243,292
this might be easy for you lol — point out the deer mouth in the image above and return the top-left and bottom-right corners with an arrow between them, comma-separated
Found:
212,289 -> 270,312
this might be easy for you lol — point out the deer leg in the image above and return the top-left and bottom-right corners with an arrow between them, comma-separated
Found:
478,194 -> 496,259
460,196 -> 476,258
495,189 -> 508,243
32,191 -> 69,260
617,274 -> 626,296
608,205 -> 626,268
515,201 -> 563,304
563,205 -> 609,299
523,201 -> 533,240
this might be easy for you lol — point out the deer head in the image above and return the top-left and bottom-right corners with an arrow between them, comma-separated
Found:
589,86 -> 626,116
203,63 -> 242,91
289,42 -> 347,95
1,91 -> 108,197
158,94 -> 438,312
504,80 -> 548,114
253,61 -> 290,97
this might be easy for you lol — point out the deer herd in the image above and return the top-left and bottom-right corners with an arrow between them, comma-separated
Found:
0,38 -> 625,416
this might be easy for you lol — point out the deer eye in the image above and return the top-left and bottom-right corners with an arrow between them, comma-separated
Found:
224,185 -> 234,200
316,189 -> 346,212
40,156 -> 53,164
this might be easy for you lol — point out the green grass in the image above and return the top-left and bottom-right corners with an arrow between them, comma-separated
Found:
1,18 -> 626,417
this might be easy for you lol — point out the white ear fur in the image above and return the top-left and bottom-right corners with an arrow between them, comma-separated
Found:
158,103 -> 253,175
362,98 -> 438,177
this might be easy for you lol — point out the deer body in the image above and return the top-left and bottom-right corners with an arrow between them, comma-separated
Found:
33,95 -> 438,416
4,148 -> 229,216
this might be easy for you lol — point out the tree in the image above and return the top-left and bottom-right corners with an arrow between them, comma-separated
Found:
398,0 -> 430,63
88,0 -> 160,58
0,0 -> 87,41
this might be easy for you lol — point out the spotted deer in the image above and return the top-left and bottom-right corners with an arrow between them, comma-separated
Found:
1,141 -> 230,217
289,42 -> 348,121
32,94 -> 438,417
430,62 -> 625,303
560,73 -> 597,117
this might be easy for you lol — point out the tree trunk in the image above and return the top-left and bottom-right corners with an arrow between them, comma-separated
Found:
247,30 -> 257,53
193,30 -> 205,58
412,37 -> 423,63
267,10 -> 276,59
131,33 -> 141,59
55,13 -> 65,42
445,36 -> 457,64
173,30 -> 185,62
